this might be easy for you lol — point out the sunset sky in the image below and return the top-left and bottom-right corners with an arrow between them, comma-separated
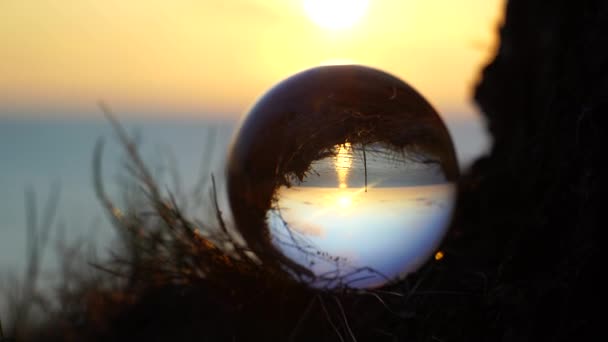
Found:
0,0 -> 504,120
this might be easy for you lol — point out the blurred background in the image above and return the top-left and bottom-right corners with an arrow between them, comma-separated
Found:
0,0 -> 503,273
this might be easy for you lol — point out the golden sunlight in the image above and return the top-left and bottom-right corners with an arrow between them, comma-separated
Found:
303,0 -> 369,30
0,0 -> 505,119
337,194 -> 353,208
334,143 -> 353,188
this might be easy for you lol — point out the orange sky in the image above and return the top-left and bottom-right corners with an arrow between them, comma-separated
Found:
0,0 -> 504,120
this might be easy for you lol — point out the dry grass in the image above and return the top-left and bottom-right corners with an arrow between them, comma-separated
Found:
0,107 -> 491,341
0,108 -> 461,341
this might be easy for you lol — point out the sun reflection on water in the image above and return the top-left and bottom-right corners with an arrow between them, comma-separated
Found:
269,183 -> 456,288
268,141 -> 457,288
334,142 -> 352,189
337,194 -> 352,208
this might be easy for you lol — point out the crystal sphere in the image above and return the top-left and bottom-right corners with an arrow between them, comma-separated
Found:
226,65 -> 458,289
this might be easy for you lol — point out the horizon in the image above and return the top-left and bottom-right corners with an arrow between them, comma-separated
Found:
1,0 -> 504,121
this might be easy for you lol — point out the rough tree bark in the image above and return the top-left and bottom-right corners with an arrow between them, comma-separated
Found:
453,0 -> 606,340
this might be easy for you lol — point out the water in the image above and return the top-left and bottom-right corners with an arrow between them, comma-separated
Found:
268,142 -> 456,288
0,119 -> 235,272
270,184 -> 455,288
0,116 -> 487,274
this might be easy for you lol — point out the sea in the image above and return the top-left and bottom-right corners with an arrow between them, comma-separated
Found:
0,116 -> 490,274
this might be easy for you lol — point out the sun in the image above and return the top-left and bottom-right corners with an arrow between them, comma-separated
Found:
303,0 -> 369,30
337,194 -> 352,208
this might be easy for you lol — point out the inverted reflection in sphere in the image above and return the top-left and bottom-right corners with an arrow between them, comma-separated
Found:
227,65 -> 458,289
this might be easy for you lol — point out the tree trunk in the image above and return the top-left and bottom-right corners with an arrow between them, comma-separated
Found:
453,0 -> 607,340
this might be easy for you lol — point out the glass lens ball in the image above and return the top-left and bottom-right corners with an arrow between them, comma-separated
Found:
226,65 -> 458,289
